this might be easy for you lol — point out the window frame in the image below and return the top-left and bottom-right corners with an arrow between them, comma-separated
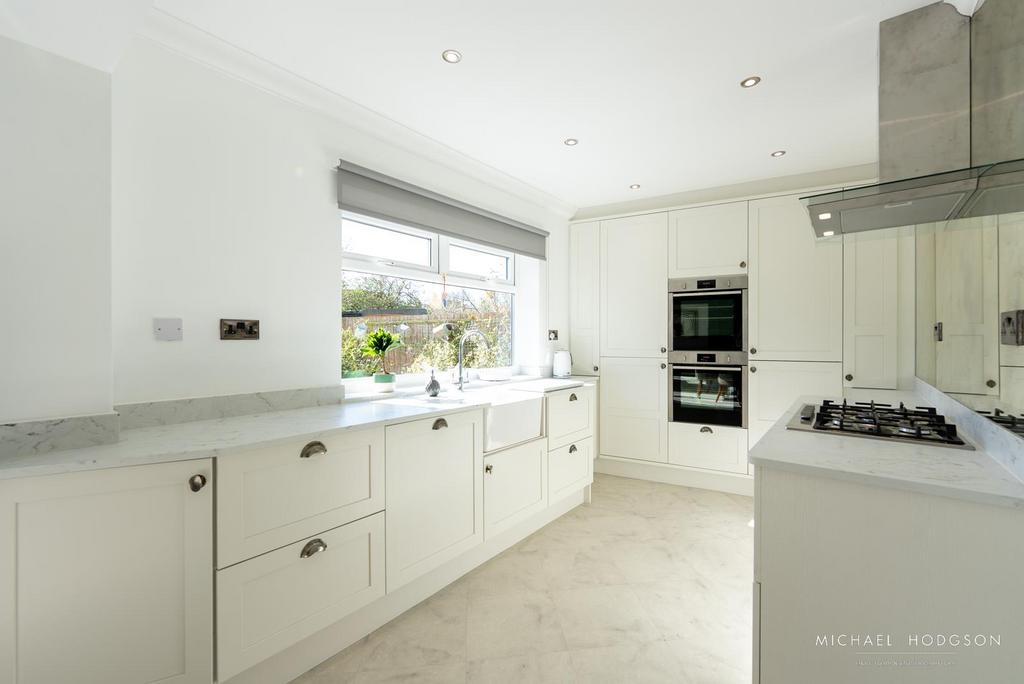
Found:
340,211 -> 520,385
440,237 -> 516,286
341,212 -> 439,275
341,211 -> 516,288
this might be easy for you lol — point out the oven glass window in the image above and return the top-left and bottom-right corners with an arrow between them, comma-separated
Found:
672,366 -> 744,427
671,292 -> 743,351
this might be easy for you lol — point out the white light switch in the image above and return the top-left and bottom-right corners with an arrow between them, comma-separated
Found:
153,318 -> 183,341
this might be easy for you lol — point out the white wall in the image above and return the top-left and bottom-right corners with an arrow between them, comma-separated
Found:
0,35 -> 112,422
112,37 -> 570,404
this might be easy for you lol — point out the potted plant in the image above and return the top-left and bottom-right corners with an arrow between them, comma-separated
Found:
361,328 -> 402,393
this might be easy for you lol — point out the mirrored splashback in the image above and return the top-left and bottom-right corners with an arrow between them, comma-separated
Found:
915,211 -> 1024,439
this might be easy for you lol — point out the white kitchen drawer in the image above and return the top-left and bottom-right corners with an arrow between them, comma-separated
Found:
484,438 -> 547,539
217,425 -> 384,568
546,385 -> 595,449
217,512 -> 384,681
667,422 -> 748,474
549,437 -> 593,503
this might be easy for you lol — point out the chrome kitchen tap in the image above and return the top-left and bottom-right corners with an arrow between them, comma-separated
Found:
457,329 -> 488,391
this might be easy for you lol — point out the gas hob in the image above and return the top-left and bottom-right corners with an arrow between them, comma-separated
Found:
787,399 -> 974,450
977,409 -> 1024,438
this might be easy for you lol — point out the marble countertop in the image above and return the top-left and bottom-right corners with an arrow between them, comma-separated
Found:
0,386 -> 558,481
749,395 -> 1024,509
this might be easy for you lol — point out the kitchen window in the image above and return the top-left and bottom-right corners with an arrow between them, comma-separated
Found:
341,213 -> 516,380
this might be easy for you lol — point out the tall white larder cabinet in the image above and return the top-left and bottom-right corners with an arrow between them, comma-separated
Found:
0,460 -> 214,684
747,193 -> 843,448
569,221 -> 601,375
597,213 -> 669,463
600,213 -> 668,358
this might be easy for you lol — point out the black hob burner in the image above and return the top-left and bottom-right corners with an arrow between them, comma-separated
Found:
977,409 -> 1024,436
787,399 -> 974,450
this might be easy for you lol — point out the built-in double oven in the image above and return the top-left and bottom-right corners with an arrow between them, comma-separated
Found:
668,275 -> 748,428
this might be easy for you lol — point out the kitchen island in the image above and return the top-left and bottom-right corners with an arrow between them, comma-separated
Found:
750,397 -> 1024,683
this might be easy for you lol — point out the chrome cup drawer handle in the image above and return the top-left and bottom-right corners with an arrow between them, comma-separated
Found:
300,440 -> 328,459
432,418 -> 449,430
700,426 -> 714,434
300,538 -> 328,559
569,393 -> 578,402
569,444 -> 578,454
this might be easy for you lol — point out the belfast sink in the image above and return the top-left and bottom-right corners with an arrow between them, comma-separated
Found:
482,391 -> 543,452
378,389 -> 543,452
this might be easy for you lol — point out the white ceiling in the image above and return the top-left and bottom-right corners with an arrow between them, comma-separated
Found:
162,1 -> 941,209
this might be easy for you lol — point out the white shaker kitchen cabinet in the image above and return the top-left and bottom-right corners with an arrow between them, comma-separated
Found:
217,425 -> 384,568
843,229 -> 900,390
0,460 -> 213,684
748,194 -> 843,362
599,357 -> 668,463
217,514 -> 385,681
668,201 -> 748,278
385,409 -> 483,591
667,422 -> 748,474
546,384 -> 596,450
935,216 -> 1000,395
999,211 -> 1024,368
600,213 -> 668,358
748,360 -> 842,447
483,439 -> 547,539
569,221 -> 601,375
549,437 -> 594,504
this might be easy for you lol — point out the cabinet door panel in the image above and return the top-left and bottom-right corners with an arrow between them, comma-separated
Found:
547,385 -> 596,450
0,460 -> 213,684
600,214 -> 668,358
843,230 -> 900,390
748,361 -> 841,447
668,423 -> 748,474
484,439 -> 546,538
549,437 -> 593,503
668,201 -> 748,278
935,217 -> 999,395
599,357 -> 668,462
385,410 -> 483,590
999,212 -> 1024,368
217,425 -> 384,567
217,513 -> 384,681
748,195 -> 842,362
570,221 -> 601,375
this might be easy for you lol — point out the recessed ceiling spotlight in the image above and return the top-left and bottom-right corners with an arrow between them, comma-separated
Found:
441,49 -> 462,64
629,184 -> 641,190
818,212 -> 833,220
740,75 -> 762,88
563,138 -> 579,146
770,150 -> 786,157
823,230 -> 836,237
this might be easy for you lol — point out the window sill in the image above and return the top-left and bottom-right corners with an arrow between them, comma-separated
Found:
341,372 -> 542,403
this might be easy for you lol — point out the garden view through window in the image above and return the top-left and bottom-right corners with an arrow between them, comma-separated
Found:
341,216 -> 514,379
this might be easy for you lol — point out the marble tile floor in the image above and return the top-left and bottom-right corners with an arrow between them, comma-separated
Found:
292,474 -> 754,684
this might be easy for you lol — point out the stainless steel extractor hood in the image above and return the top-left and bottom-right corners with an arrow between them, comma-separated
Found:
803,0 -> 1024,238
805,157 -> 1024,237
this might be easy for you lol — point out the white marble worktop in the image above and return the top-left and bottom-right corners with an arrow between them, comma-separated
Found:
0,377 -> 598,481
749,395 -> 1024,509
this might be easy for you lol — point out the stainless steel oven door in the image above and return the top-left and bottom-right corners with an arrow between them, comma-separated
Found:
668,289 -> 747,353
669,365 -> 748,428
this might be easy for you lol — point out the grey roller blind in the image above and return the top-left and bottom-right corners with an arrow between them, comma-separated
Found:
336,160 -> 548,260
